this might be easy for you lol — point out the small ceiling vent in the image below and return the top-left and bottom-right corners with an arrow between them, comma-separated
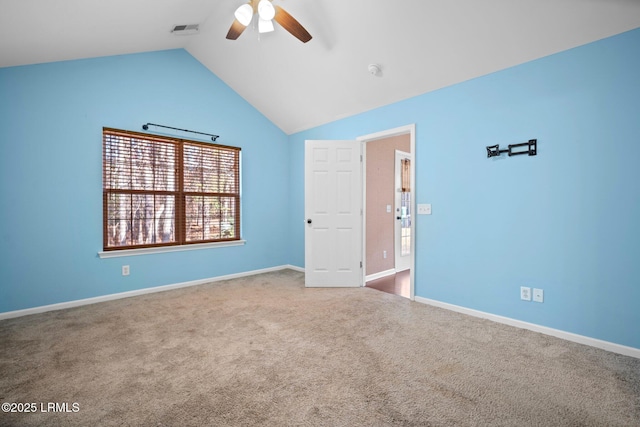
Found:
171,24 -> 199,35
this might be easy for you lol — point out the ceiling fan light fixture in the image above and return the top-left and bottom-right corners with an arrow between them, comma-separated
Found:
226,1 -> 312,43
258,18 -> 275,33
258,0 -> 276,20
234,4 -> 253,26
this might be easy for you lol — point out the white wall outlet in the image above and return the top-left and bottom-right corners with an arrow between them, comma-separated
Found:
386,204 -> 392,213
417,204 -> 432,215
122,265 -> 130,276
533,288 -> 544,303
520,286 -> 531,301
383,250 -> 387,259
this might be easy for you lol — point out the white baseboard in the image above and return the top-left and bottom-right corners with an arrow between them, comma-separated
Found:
365,268 -> 396,282
0,265 -> 298,321
415,296 -> 640,359
285,264 -> 305,273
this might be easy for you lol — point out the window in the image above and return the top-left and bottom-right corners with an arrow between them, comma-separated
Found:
102,127 -> 241,251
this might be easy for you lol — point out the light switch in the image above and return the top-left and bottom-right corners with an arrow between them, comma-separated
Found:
386,204 -> 392,213
417,204 -> 432,215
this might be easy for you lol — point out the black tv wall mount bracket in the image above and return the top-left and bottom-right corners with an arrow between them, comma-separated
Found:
486,139 -> 537,158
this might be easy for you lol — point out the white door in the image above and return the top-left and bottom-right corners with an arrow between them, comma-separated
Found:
305,140 -> 362,287
394,150 -> 412,272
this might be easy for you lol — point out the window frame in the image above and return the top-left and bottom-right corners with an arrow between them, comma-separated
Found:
102,127 -> 242,252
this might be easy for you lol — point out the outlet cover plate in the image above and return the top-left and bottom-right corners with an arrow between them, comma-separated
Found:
520,286 -> 531,301
533,288 -> 544,303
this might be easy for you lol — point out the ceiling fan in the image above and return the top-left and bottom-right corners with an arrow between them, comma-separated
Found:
226,0 -> 312,43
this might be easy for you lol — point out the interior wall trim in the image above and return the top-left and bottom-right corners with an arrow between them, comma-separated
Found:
0,265 -> 301,321
365,269 -> 396,282
415,296 -> 640,359
286,264 -> 305,273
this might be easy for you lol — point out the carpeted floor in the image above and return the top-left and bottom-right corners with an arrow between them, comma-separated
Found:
1,269 -> 639,426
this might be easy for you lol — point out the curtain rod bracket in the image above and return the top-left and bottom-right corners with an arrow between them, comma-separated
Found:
142,123 -> 220,142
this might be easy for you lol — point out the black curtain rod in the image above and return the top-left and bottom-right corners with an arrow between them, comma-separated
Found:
142,123 -> 220,142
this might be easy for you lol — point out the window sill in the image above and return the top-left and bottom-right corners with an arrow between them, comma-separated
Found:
98,240 -> 246,259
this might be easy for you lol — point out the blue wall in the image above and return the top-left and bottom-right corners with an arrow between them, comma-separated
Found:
288,28 -> 640,349
2,29 -> 639,350
0,49 -> 290,312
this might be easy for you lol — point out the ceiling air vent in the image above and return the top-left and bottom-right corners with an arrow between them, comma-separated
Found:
171,24 -> 199,35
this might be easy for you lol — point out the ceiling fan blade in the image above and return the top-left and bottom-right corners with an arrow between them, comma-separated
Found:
226,19 -> 247,40
274,6 -> 312,43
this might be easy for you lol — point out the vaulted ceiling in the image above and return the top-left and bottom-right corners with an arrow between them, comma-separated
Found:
2,0 -> 639,134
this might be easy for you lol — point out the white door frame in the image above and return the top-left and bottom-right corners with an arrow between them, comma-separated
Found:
358,124 -> 416,300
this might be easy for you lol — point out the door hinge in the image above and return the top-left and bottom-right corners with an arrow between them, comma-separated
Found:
360,154 -> 363,162
360,261 -> 363,268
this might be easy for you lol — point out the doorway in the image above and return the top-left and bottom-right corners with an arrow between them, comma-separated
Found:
358,125 -> 416,299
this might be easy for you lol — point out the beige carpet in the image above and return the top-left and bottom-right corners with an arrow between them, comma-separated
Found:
1,269 -> 639,426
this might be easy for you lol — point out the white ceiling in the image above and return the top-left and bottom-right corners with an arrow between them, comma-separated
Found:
2,0 -> 640,134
